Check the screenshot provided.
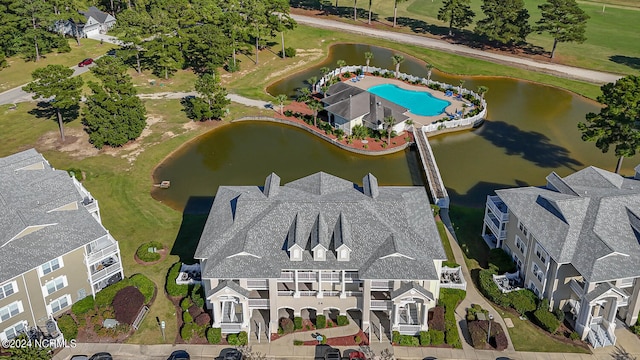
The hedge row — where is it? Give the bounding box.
[130,273,155,303]
[440,288,465,349]
[227,331,248,346]
[135,241,164,262]
[166,262,189,297]
[478,269,536,315]
[533,307,560,333]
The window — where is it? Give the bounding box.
[49,295,70,314]
[44,276,67,295]
[41,257,62,276]
[515,235,527,254]
[0,321,27,341]
[518,221,528,237]
[0,281,17,300]
[535,244,548,264]
[0,302,23,323]
[529,281,540,297]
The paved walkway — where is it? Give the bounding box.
[137,92,272,109]
[292,14,623,85]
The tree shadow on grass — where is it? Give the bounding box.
[609,55,640,70]
[28,101,80,124]
[170,196,214,263]
[476,120,583,170]
[391,17,450,36]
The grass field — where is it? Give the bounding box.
[0,39,116,93]
[306,0,640,76]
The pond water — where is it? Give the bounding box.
[153,44,638,210]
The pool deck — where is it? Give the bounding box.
[345,76,469,127]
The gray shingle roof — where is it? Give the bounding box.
[195,172,446,280]
[391,281,434,300]
[208,280,250,299]
[81,6,111,24]
[495,166,640,283]
[0,149,108,283]
[322,83,410,123]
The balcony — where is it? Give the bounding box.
[321,272,341,283]
[371,280,392,290]
[298,272,316,281]
[370,300,392,311]
[484,212,506,240]
[247,279,268,290]
[569,278,585,296]
[90,257,122,283]
[86,236,118,265]
[299,290,317,296]
[248,299,269,309]
[487,195,509,221]
[277,290,294,296]
[278,272,294,281]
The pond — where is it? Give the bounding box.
[153,44,638,210]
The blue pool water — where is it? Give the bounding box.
[368,84,450,116]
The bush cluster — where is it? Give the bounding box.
[533,306,560,333]
[429,329,445,345]
[631,315,640,336]
[419,331,430,346]
[181,323,196,341]
[71,295,95,316]
[165,262,189,297]
[190,284,205,308]
[280,317,294,334]
[336,315,349,326]
[316,314,326,329]
[112,286,145,325]
[130,273,155,303]
[281,47,296,58]
[398,334,419,346]
[439,288,465,348]
[96,278,132,308]
[428,306,445,331]
[57,314,78,341]
[206,327,222,344]
[195,312,211,326]
[135,241,163,262]
[293,316,303,330]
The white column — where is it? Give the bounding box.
[213,300,222,327]
[626,280,640,326]
[294,270,300,298]
[362,280,371,329]
[340,270,346,298]
[317,270,323,298]
[421,303,429,331]
[242,300,250,328]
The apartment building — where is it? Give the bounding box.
[482,166,640,348]
[194,172,447,337]
[0,149,124,342]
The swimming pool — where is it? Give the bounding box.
[368,84,450,117]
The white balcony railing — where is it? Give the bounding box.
[371,280,391,290]
[86,243,119,265]
[484,213,507,240]
[322,291,340,297]
[370,300,392,310]
[344,291,362,296]
[345,272,360,282]
[248,299,269,308]
[277,290,294,296]
[487,195,509,221]
[298,272,316,281]
[90,262,122,283]
[321,273,341,282]
[299,290,317,296]
[569,278,585,296]
[247,279,268,289]
[278,272,293,281]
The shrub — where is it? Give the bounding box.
[429,329,445,345]
[237,331,248,345]
[431,204,440,216]
[190,284,205,308]
[56,38,71,53]
[398,334,419,346]
[225,62,240,73]
[440,289,465,348]
[392,331,400,344]
[292,316,302,330]
[468,321,486,349]
[488,248,517,273]
[112,286,145,325]
[553,308,565,322]
[188,305,203,319]
[280,47,296,58]
[181,323,195,341]
[631,317,640,336]
[183,310,193,324]
[181,297,193,311]
[227,333,239,345]
[195,312,211,326]
[95,278,131,308]
[328,321,334,327]
[294,339,304,346]
[428,306,445,331]
[343,71,351,78]
[372,70,381,76]
[507,290,537,315]
[337,315,349,326]
[57,314,78,341]
[533,307,560,333]
[166,262,189,297]
[280,317,294,334]
[570,331,581,341]
[284,109,293,117]
[206,327,221,344]
[130,273,155,303]
[419,331,430,346]
[316,314,326,329]
[355,68,363,76]
[72,295,95,316]
[354,335,362,344]
[478,269,509,307]
[136,241,163,262]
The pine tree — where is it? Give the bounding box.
[475,0,531,46]
[186,72,230,121]
[437,0,475,37]
[536,0,589,59]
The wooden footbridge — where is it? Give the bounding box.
[414,127,450,208]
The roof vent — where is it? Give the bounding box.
[363,173,379,198]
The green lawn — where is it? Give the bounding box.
[436,220,456,263]
[305,0,640,76]
[0,39,116,93]
[448,205,490,271]
[502,312,590,353]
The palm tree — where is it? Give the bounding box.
[458,79,465,94]
[364,51,374,73]
[308,99,324,127]
[275,94,288,115]
[383,115,396,145]
[393,0,407,27]
[392,54,404,78]
[368,0,373,24]
[320,67,330,80]
[477,85,488,99]
[298,87,311,103]
[321,83,330,97]
[337,59,347,75]
[308,76,318,93]
[425,63,434,83]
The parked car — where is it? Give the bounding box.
[70,356,89,360]
[167,350,190,360]
[88,353,113,360]
[348,351,366,360]
[106,49,117,57]
[222,349,243,360]
[325,348,341,360]
[78,58,94,67]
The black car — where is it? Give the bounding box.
[89,353,113,360]
[325,348,341,360]
[107,49,117,57]
[168,350,190,360]
[222,349,243,360]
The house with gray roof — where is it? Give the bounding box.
[0,149,123,342]
[322,82,411,136]
[194,172,447,337]
[54,6,116,39]
[482,166,640,348]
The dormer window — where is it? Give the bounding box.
[337,246,351,262]
[314,247,326,261]
[291,247,302,261]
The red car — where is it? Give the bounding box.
[349,351,366,360]
[78,58,93,67]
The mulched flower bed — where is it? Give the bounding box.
[300,329,370,346]
[134,247,168,265]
